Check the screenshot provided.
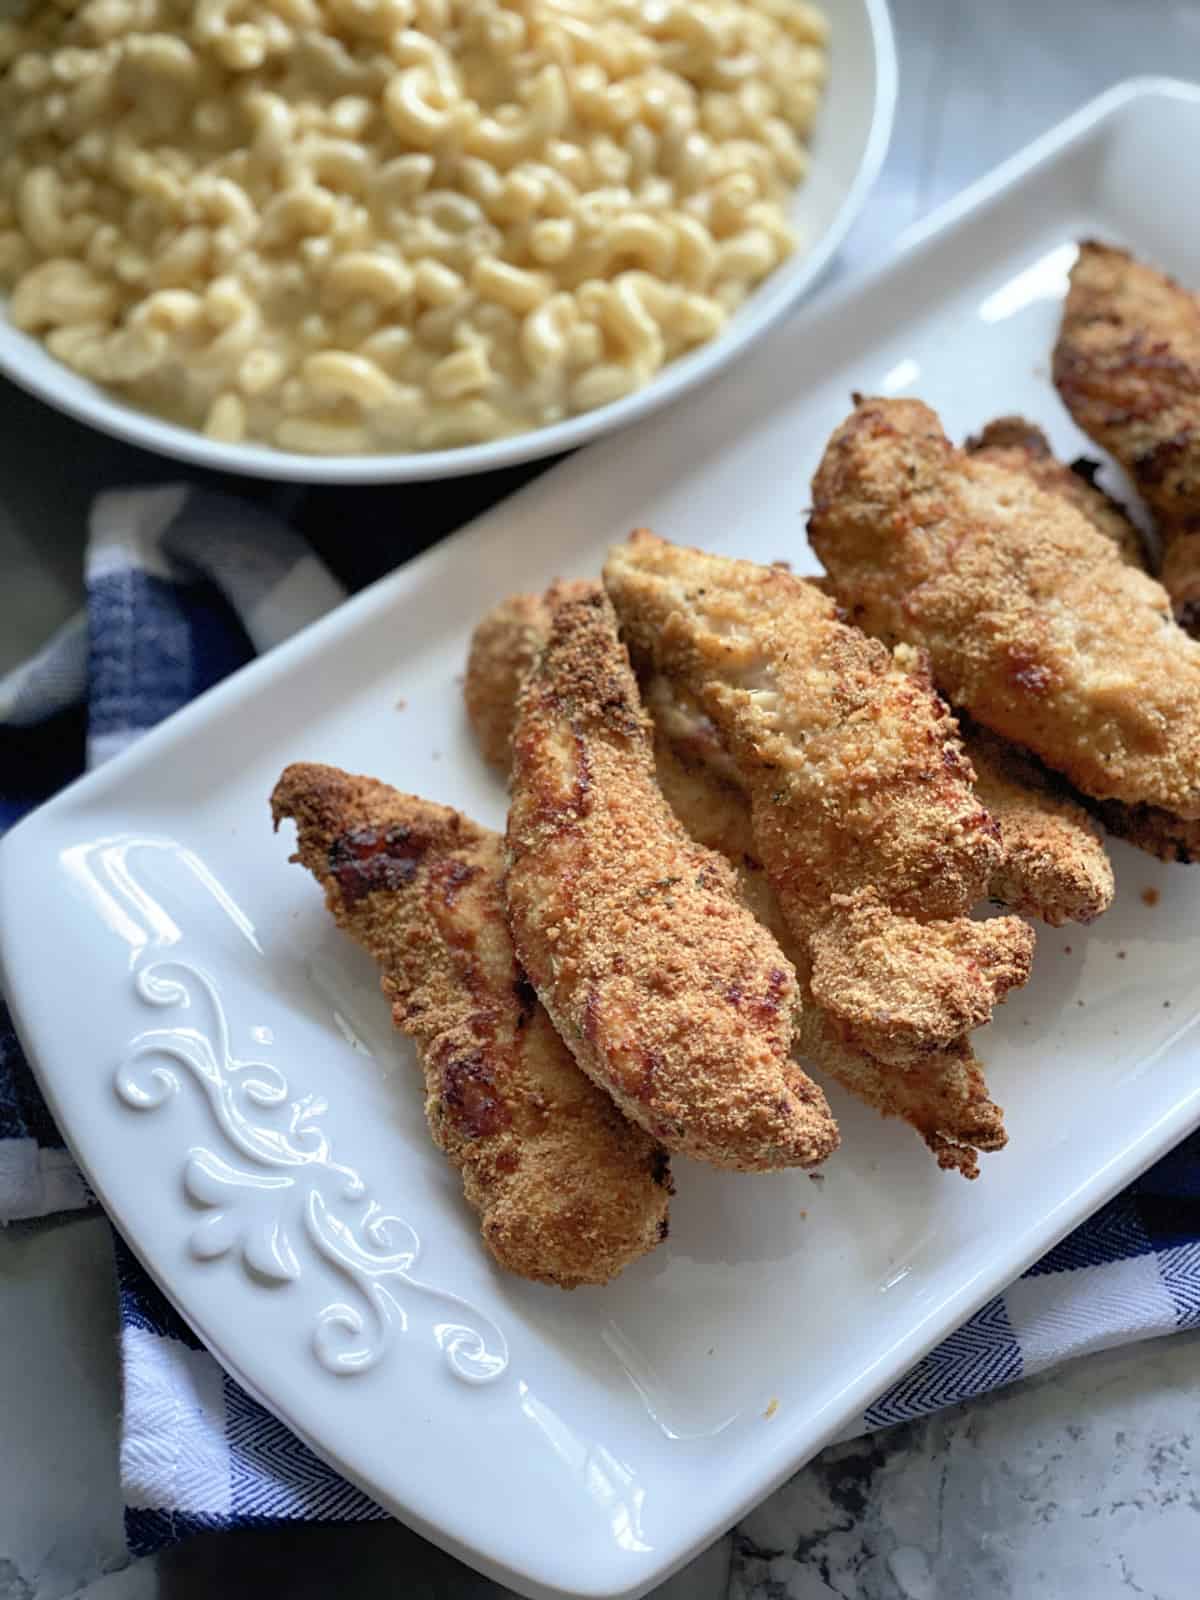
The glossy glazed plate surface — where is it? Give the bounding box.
[0,0,895,484]
[4,77,1200,1600]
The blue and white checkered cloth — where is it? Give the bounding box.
[1,488,1198,1564]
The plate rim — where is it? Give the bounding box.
[4,73,1200,1600]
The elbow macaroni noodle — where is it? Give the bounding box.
[0,0,827,455]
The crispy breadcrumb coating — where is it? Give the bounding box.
[629,693,1008,1176]
[1053,241,1200,628]
[604,531,1032,1068]
[961,723,1113,925]
[810,396,1200,819]
[796,1013,1005,1179]
[960,418,1194,866]
[506,580,838,1172]
[965,416,1147,569]
[805,890,1032,1065]
[468,593,1004,1176]
[270,763,671,1288]
[605,534,998,920]
[820,571,1113,922]
[465,592,549,771]
[466,586,1106,924]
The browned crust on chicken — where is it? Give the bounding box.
[965,416,1148,569]
[506,580,838,1172]
[605,534,999,922]
[1085,797,1200,863]
[468,593,1003,1176]
[796,1011,1005,1179]
[604,531,1032,1068]
[952,423,1190,866]
[805,891,1032,1065]
[270,763,671,1288]
[828,578,1114,921]
[643,716,1007,1176]
[1053,240,1200,628]
[962,724,1114,924]
[810,395,1200,819]
[465,593,549,771]
[656,619,1111,929]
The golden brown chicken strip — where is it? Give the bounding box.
[465,592,549,771]
[629,700,1008,1177]
[506,580,838,1172]
[959,420,1191,866]
[965,416,1147,569]
[815,570,1113,922]
[798,1015,1004,1179]
[466,590,1007,1173]
[804,891,1031,1063]
[604,531,1033,1068]
[464,590,747,799]
[959,723,1113,924]
[605,535,1000,922]
[652,650,1109,928]
[1053,241,1200,627]
[810,396,1200,820]
[271,763,671,1289]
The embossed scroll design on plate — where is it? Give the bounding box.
[72,836,508,1385]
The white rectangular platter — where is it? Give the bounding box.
[4,76,1200,1600]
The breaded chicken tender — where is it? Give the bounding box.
[624,691,1009,1176]
[506,580,838,1172]
[965,416,1147,569]
[816,568,1113,922]
[467,593,1004,1176]
[271,763,671,1288]
[797,1015,1005,1179]
[960,419,1192,867]
[651,647,1109,927]
[810,396,1200,819]
[961,723,1114,924]
[1053,241,1200,628]
[804,890,1032,1063]
[465,592,549,771]
[604,531,1033,1068]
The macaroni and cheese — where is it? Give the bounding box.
[0,0,828,454]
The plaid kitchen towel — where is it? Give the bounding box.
[0,486,1198,1560]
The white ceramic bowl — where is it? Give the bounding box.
[0,0,896,484]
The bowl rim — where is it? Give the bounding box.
[0,0,897,486]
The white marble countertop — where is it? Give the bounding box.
[3,4,1200,1597]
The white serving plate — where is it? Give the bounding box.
[0,0,895,485]
[4,75,1200,1600]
